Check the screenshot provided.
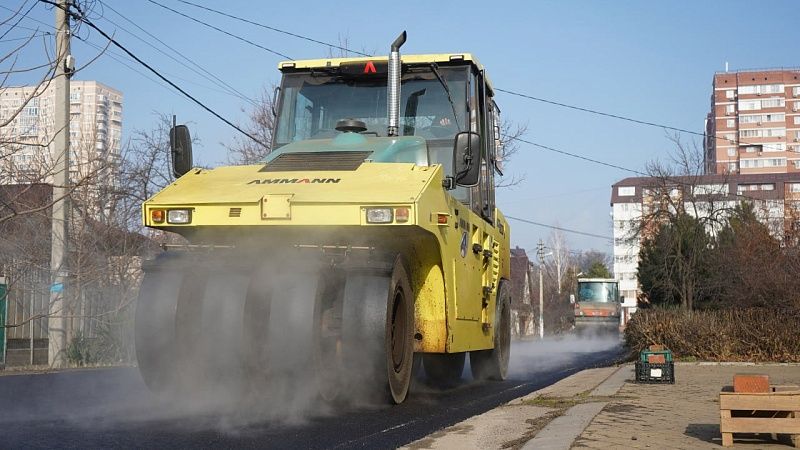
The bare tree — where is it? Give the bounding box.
[634,134,738,310]
[224,87,275,165]
[545,228,570,294]
[495,119,528,188]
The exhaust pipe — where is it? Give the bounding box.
[387,31,407,137]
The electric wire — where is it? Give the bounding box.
[97,0,257,107]
[496,87,790,153]
[0,1,36,41]
[505,215,612,242]
[145,0,291,60]
[76,35,201,100]
[506,135,769,204]
[40,0,269,149]
[173,0,371,57]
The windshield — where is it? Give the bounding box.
[578,282,619,303]
[274,66,468,145]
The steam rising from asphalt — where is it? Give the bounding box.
[508,334,622,379]
[0,243,622,432]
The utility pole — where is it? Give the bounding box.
[48,0,72,368]
[536,239,545,340]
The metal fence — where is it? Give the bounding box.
[1,261,138,366]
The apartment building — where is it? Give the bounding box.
[0,81,123,188]
[704,69,800,175]
[610,173,800,301]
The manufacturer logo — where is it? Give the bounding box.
[247,178,341,185]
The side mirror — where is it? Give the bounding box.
[569,294,575,305]
[452,131,481,187]
[170,124,193,178]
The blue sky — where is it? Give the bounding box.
[4,0,800,257]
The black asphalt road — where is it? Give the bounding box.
[0,340,623,449]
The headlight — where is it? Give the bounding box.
[366,207,393,224]
[167,209,192,224]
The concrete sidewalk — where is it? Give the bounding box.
[402,363,800,449]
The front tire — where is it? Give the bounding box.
[470,280,511,381]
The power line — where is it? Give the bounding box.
[145,0,291,60]
[0,0,37,41]
[174,0,371,57]
[496,87,789,153]
[0,31,51,43]
[40,0,269,149]
[97,0,257,107]
[511,136,643,176]
[76,35,193,99]
[505,215,612,242]
[506,135,772,203]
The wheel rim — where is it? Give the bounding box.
[390,288,407,372]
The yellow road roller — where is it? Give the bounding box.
[135,32,511,404]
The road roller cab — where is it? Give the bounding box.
[136,33,511,404]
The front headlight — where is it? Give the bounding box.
[167,209,192,224]
[366,207,393,224]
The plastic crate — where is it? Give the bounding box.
[639,349,673,363]
[635,361,675,384]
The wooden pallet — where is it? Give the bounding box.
[720,385,800,447]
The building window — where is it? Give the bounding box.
[793,87,800,97]
[727,148,736,156]
[728,162,738,172]
[726,104,735,114]
[740,158,786,169]
[737,183,775,192]
[726,119,735,128]
[795,116,800,125]
[789,183,800,192]
[739,100,760,111]
[761,98,785,108]
[795,160,800,169]
[725,90,735,99]
[696,184,727,195]
[618,186,635,196]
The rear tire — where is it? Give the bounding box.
[470,280,511,381]
[422,352,465,387]
[385,256,415,404]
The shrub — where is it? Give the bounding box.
[624,308,800,363]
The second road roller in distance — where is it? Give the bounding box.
[135,32,512,404]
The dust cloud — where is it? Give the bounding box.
[508,334,623,379]
[0,241,622,433]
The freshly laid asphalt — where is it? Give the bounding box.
[0,341,623,449]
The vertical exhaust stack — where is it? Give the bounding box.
[387,31,407,137]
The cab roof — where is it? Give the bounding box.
[278,53,494,92]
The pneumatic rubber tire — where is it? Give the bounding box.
[470,280,511,381]
[385,256,415,404]
[422,352,466,387]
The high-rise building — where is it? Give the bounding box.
[704,69,800,175]
[0,81,123,188]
